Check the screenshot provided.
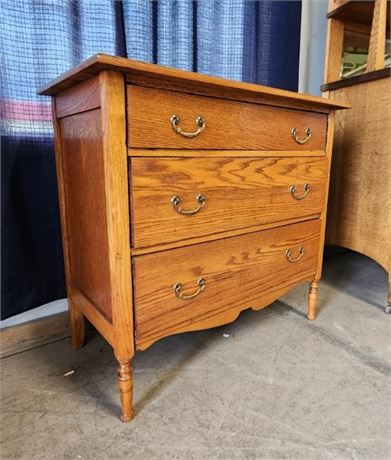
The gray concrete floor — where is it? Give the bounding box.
[1,251,390,460]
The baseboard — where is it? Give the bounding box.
[0,312,71,358]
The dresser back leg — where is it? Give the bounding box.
[118,361,134,422]
[69,300,85,350]
[307,279,319,321]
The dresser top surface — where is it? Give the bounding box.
[38,53,349,111]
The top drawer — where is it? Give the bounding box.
[127,86,327,151]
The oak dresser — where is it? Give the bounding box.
[39,54,348,421]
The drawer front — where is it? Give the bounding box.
[127,86,327,151]
[134,219,321,346]
[130,157,327,248]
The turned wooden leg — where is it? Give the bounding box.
[386,276,391,314]
[69,300,85,350]
[307,279,319,321]
[118,361,134,422]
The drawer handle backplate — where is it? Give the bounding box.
[286,246,305,263]
[171,193,205,215]
[290,183,311,200]
[170,114,205,138]
[291,127,312,145]
[174,278,206,300]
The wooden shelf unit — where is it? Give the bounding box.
[323,0,391,312]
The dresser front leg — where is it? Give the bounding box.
[118,361,134,422]
[69,300,85,350]
[307,279,319,321]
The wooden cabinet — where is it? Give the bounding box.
[322,0,391,311]
[39,54,347,421]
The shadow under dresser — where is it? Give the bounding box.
[38,54,348,421]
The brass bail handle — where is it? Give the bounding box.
[291,127,312,145]
[290,183,311,200]
[170,114,205,138]
[171,193,205,215]
[285,246,305,263]
[174,278,206,300]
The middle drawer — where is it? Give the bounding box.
[129,157,327,248]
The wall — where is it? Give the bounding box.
[299,0,328,95]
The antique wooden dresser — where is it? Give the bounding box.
[39,54,348,421]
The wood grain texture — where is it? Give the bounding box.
[307,280,319,321]
[128,149,326,158]
[98,71,134,364]
[130,214,321,257]
[118,362,133,422]
[71,288,114,346]
[125,75,334,115]
[326,76,391,272]
[316,112,336,280]
[51,99,86,349]
[134,219,321,347]
[323,18,345,84]
[55,75,100,118]
[59,109,113,322]
[136,278,316,351]
[321,67,391,91]
[127,86,328,151]
[130,157,327,248]
[38,54,349,111]
[328,0,390,29]
[367,0,387,71]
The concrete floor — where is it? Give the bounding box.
[1,251,390,460]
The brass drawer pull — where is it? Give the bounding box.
[171,193,205,215]
[170,114,205,138]
[290,183,311,200]
[291,127,312,144]
[174,278,206,300]
[285,246,305,263]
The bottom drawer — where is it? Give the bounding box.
[134,219,321,347]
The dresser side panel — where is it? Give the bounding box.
[326,77,391,272]
[59,109,113,322]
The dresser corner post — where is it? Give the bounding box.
[99,70,135,421]
[69,297,86,349]
[308,110,336,321]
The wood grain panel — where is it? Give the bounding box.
[326,76,391,271]
[52,99,85,349]
[130,157,327,248]
[136,280,312,351]
[366,0,387,71]
[134,219,321,346]
[127,86,328,151]
[59,109,113,322]
[38,54,349,112]
[130,214,320,256]
[56,75,100,118]
[128,149,326,158]
[323,18,344,84]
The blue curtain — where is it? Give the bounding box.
[0,0,301,319]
